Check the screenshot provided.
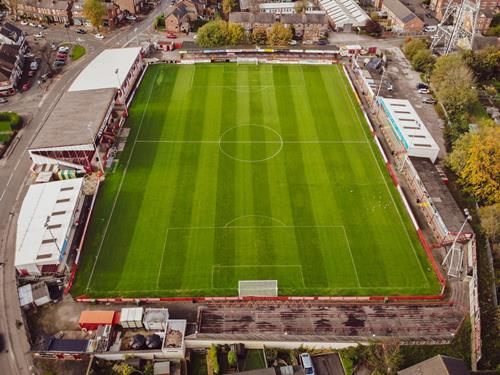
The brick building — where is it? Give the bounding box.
[380,0,425,32]
[0,44,25,95]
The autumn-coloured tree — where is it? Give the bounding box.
[478,203,500,242]
[83,0,106,31]
[266,22,292,46]
[448,126,500,204]
[251,26,267,45]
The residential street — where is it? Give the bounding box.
[0,2,169,374]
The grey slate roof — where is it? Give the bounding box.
[398,355,470,375]
[383,0,417,23]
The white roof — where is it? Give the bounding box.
[379,98,440,162]
[18,284,33,307]
[15,178,84,269]
[144,308,169,323]
[68,47,142,92]
[319,0,369,27]
[121,307,144,322]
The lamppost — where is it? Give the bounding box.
[87,123,105,175]
[398,119,420,172]
[442,208,472,277]
[45,216,69,272]
[372,66,386,114]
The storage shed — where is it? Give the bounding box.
[79,310,117,331]
[120,307,144,329]
[143,308,169,331]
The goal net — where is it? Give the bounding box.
[237,57,259,65]
[238,280,278,297]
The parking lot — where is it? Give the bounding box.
[365,47,446,158]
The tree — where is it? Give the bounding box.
[266,22,292,46]
[403,38,427,60]
[112,362,135,375]
[5,0,19,18]
[228,350,237,367]
[222,0,236,15]
[462,46,500,83]
[411,48,435,73]
[448,126,500,204]
[83,0,106,31]
[370,11,380,21]
[294,0,307,13]
[479,203,500,242]
[251,26,267,45]
[197,19,230,47]
[365,19,383,36]
[365,342,403,374]
[227,22,245,45]
[208,345,220,374]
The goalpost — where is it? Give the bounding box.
[238,280,278,297]
[236,57,259,65]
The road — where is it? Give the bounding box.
[0,2,169,374]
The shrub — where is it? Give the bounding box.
[228,350,237,366]
[209,345,220,374]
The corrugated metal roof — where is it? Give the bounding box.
[318,0,369,27]
[79,310,115,325]
[15,178,84,270]
[69,47,142,92]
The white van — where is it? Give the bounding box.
[423,25,437,32]
[299,353,315,375]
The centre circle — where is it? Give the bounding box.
[218,125,283,163]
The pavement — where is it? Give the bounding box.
[0,2,170,374]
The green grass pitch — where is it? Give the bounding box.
[72,63,441,297]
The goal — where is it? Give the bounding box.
[238,280,278,297]
[236,57,259,65]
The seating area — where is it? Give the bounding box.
[196,301,464,343]
[319,0,369,28]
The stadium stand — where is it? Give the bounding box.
[194,302,464,343]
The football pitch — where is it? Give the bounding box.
[72,63,441,297]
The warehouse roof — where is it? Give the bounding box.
[15,178,84,269]
[30,88,116,150]
[379,97,440,162]
[318,0,369,27]
[69,47,142,92]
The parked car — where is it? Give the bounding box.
[423,25,437,32]
[28,22,36,27]
[94,33,104,39]
[126,15,137,21]
[76,28,86,34]
[20,20,28,26]
[165,32,177,39]
[58,46,70,53]
[30,61,38,70]
[299,353,315,375]
[50,43,58,50]
[416,82,428,90]
[23,52,34,58]
[418,88,430,94]
[37,24,47,29]
[384,81,393,91]
[53,60,65,67]
[33,32,44,38]
[22,83,30,91]
[28,69,36,77]
[0,98,8,104]
[56,54,68,60]
[422,97,437,104]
